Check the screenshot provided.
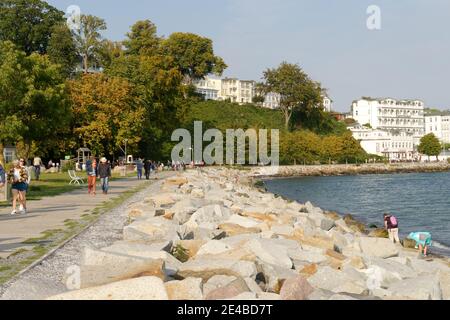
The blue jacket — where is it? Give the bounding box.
[0,165,5,184]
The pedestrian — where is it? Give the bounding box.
[86,158,97,195]
[407,232,432,258]
[97,157,111,195]
[144,160,151,180]
[0,160,5,188]
[8,160,28,215]
[48,159,53,169]
[33,156,43,180]
[383,213,400,244]
[136,159,144,180]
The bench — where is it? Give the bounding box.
[68,170,85,185]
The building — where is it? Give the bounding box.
[351,97,425,137]
[194,77,223,101]
[323,96,333,112]
[2,145,17,163]
[350,125,418,161]
[425,113,450,144]
[262,92,281,109]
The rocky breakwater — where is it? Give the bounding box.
[47,169,450,300]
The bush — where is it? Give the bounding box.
[61,160,75,172]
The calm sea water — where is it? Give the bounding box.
[264,172,450,256]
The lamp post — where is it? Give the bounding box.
[124,139,128,164]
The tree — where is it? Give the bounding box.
[97,40,124,70]
[68,73,145,158]
[261,62,322,130]
[0,0,64,55]
[47,23,79,77]
[161,32,227,84]
[418,133,441,161]
[0,41,69,160]
[73,14,107,73]
[123,20,160,56]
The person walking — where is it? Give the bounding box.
[136,159,144,180]
[144,160,151,180]
[86,158,97,196]
[384,213,400,244]
[97,157,111,195]
[8,160,29,215]
[0,160,5,188]
[33,156,43,180]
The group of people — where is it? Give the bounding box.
[135,159,160,180]
[85,157,112,196]
[383,213,433,258]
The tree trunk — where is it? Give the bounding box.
[83,53,89,73]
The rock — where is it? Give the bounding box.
[335,219,353,234]
[259,264,298,293]
[320,219,335,231]
[271,225,294,237]
[349,256,367,270]
[175,240,206,258]
[328,230,348,253]
[402,238,417,249]
[197,240,233,256]
[279,276,314,300]
[191,188,205,198]
[298,235,335,251]
[368,228,389,238]
[48,277,168,300]
[203,275,237,296]
[328,294,358,300]
[145,193,176,207]
[244,277,263,293]
[438,271,450,300]
[287,250,327,264]
[245,239,294,269]
[101,242,180,276]
[123,217,179,244]
[388,275,442,300]
[241,210,276,223]
[164,177,188,187]
[165,277,203,300]
[308,266,367,294]
[307,288,335,300]
[363,257,418,287]
[103,240,172,254]
[79,247,165,288]
[324,211,341,221]
[299,264,318,278]
[177,258,257,281]
[226,215,261,228]
[359,237,399,259]
[185,205,231,230]
[218,223,261,236]
[257,292,282,300]
[224,292,257,300]
[206,277,251,300]
[343,214,366,233]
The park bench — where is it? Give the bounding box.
[68,170,85,185]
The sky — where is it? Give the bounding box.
[48,0,450,112]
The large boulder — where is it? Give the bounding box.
[359,237,399,259]
[244,239,294,269]
[123,217,179,244]
[165,277,203,300]
[218,223,261,237]
[205,277,251,300]
[259,263,298,293]
[388,275,442,300]
[79,247,165,288]
[177,258,257,281]
[225,215,261,228]
[203,275,237,296]
[307,266,367,295]
[320,219,336,232]
[197,240,233,256]
[48,277,168,300]
[363,257,418,288]
[185,205,231,230]
[144,193,176,208]
[279,276,314,300]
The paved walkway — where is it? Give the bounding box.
[0,176,157,259]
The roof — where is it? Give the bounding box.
[77,148,91,152]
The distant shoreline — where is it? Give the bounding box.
[249,162,450,179]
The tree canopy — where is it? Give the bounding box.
[418,133,441,160]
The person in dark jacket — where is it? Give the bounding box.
[97,157,111,195]
[144,160,152,180]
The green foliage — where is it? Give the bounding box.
[171,244,190,263]
[47,23,79,77]
[418,133,441,159]
[73,14,107,73]
[161,32,227,83]
[123,20,160,56]
[261,62,323,130]
[0,0,64,55]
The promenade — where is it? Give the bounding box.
[0,176,153,259]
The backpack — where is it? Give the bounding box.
[389,216,398,227]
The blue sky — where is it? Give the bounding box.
[48,0,450,112]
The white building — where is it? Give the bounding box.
[351,98,425,137]
[425,114,450,144]
[323,96,332,112]
[350,126,418,161]
[263,92,281,109]
[194,77,223,101]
